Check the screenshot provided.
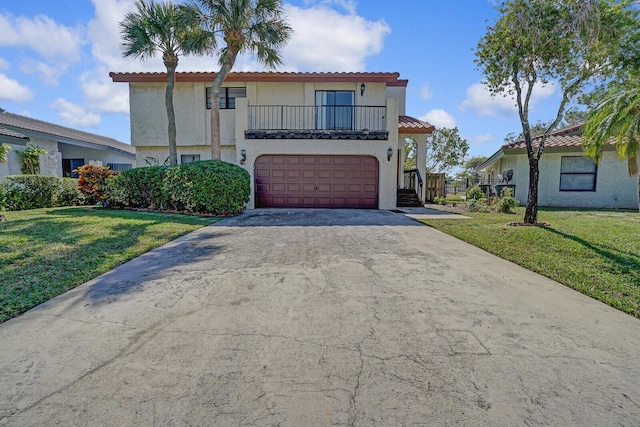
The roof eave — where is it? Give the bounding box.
[110,71,403,84]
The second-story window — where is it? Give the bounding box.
[206,87,246,109]
[315,90,355,130]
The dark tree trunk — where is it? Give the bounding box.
[211,48,239,161]
[164,56,178,166]
[524,156,539,223]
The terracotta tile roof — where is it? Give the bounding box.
[398,115,434,134]
[0,111,135,156]
[0,126,29,140]
[502,124,586,150]
[110,71,405,85]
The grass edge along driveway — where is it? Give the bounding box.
[419,208,640,318]
[0,207,220,323]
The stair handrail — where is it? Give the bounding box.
[403,168,424,203]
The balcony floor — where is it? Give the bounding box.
[245,129,389,140]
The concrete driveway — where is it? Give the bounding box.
[1,209,639,426]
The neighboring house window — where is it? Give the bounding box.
[560,156,597,191]
[181,154,200,164]
[106,163,132,172]
[315,90,355,130]
[63,158,85,178]
[206,87,246,109]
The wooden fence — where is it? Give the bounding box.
[425,173,446,201]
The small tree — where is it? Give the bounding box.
[183,0,293,160]
[15,145,47,175]
[456,155,488,181]
[425,127,469,174]
[0,143,10,164]
[476,0,638,224]
[404,138,417,170]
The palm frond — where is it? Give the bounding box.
[583,86,640,176]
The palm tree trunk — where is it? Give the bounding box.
[524,156,539,224]
[165,60,178,166]
[211,48,239,160]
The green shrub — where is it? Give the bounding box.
[466,184,485,201]
[164,160,250,215]
[466,196,490,212]
[0,182,5,210]
[2,175,61,210]
[433,196,447,205]
[107,166,172,209]
[58,178,85,206]
[497,187,518,213]
[15,145,47,175]
[75,165,117,205]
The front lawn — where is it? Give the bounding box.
[0,207,220,323]
[419,208,640,317]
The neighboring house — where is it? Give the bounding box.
[477,125,637,209]
[0,111,136,179]
[110,71,433,209]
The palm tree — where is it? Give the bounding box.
[120,0,213,165]
[182,0,292,160]
[582,86,640,211]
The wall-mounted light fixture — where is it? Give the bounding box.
[240,149,247,162]
[387,147,393,162]
[360,83,366,96]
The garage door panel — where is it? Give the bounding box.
[255,155,378,208]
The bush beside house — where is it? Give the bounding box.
[107,160,250,215]
[0,175,84,211]
[1,161,251,215]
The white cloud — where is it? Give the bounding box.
[0,58,9,70]
[471,133,494,145]
[420,109,457,129]
[459,81,557,117]
[19,60,68,86]
[0,13,83,62]
[51,98,101,127]
[81,68,129,114]
[0,73,34,102]
[281,3,391,71]
[419,83,433,100]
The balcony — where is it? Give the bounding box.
[245,105,388,140]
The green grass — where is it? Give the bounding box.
[0,207,220,323]
[419,207,640,317]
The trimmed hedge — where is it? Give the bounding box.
[0,175,84,211]
[106,160,250,215]
[107,166,171,209]
[164,161,250,215]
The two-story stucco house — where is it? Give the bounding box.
[110,71,433,209]
[477,125,638,209]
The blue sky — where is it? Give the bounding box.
[0,0,565,159]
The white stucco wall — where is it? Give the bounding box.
[0,143,26,178]
[484,149,637,209]
[135,145,236,167]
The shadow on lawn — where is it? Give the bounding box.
[540,226,640,279]
[0,208,223,321]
